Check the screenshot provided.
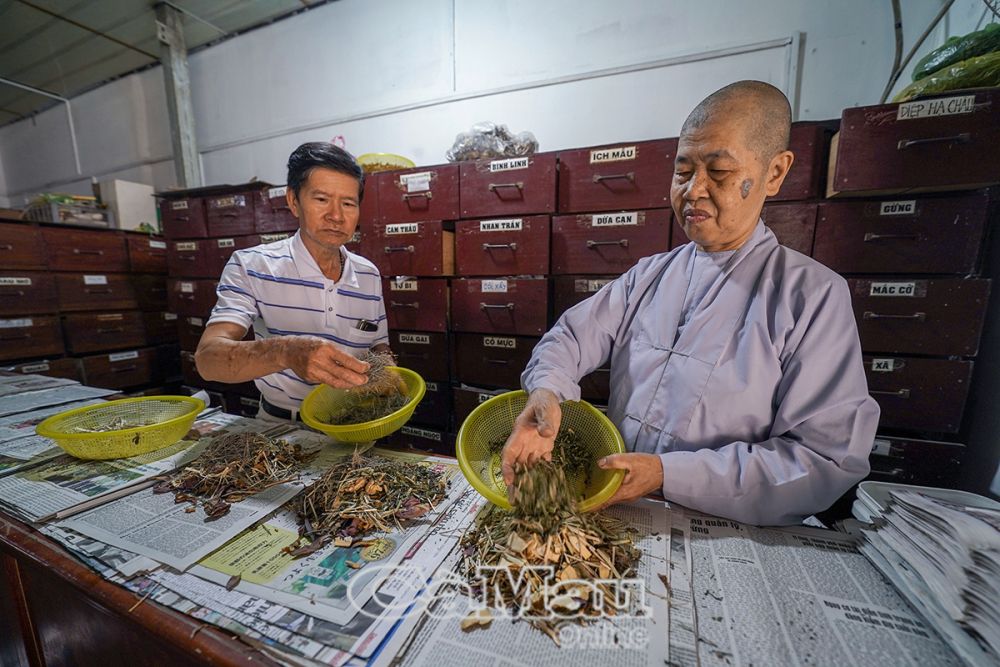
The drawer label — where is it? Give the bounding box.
[175,241,198,251]
[575,278,612,293]
[268,186,287,199]
[590,145,636,163]
[869,281,916,297]
[401,425,441,441]
[399,171,431,193]
[187,317,204,327]
[210,195,246,208]
[390,279,418,291]
[170,200,189,210]
[484,336,516,349]
[83,275,108,285]
[149,240,167,249]
[591,212,637,226]
[349,230,361,243]
[163,313,178,321]
[0,318,32,328]
[896,94,976,121]
[20,362,49,372]
[425,382,438,391]
[481,279,508,293]
[480,218,523,232]
[399,333,430,345]
[109,351,138,362]
[872,438,892,457]
[260,233,290,243]
[489,157,529,172]
[180,282,194,293]
[217,238,235,248]
[870,358,897,372]
[478,392,492,403]
[879,200,916,216]
[96,314,123,321]
[386,222,419,235]
[0,277,31,286]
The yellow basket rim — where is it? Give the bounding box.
[455,389,626,512]
[356,153,416,168]
[35,395,206,441]
[300,367,426,435]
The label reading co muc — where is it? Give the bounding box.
[484,336,516,349]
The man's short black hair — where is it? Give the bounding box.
[286,142,365,201]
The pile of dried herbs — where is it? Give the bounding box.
[286,451,447,557]
[459,460,642,643]
[153,432,314,520]
[490,426,592,487]
[319,351,409,425]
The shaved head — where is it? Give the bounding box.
[681,81,791,163]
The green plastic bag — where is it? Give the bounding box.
[895,51,1000,102]
[913,23,1000,82]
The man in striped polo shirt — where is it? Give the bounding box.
[195,143,388,421]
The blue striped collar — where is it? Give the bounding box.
[290,231,359,288]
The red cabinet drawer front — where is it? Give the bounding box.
[772,122,835,201]
[833,91,1000,195]
[365,222,454,276]
[383,425,456,457]
[167,279,218,318]
[760,203,817,255]
[557,139,675,213]
[382,277,448,332]
[410,380,451,428]
[6,357,83,382]
[452,385,503,427]
[388,331,449,380]
[178,315,207,352]
[160,197,207,239]
[0,223,46,269]
[43,228,128,272]
[64,311,146,354]
[455,215,550,276]
[253,186,299,234]
[451,278,548,336]
[56,273,138,312]
[82,348,155,390]
[359,174,380,228]
[168,235,259,279]
[205,193,256,237]
[814,193,988,275]
[864,356,973,434]
[378,164,459,223]
[453,333,538,388]
[552,275,616,318]
[580,366,611,403]
[0,272,59,315]
[868,436,964,487]
[848,278,990,356]
[0,316,64,362]
[460,154,557,217]
[126,235,168,273]
[130,274,169,312]
[142,311,179,346]
[552,208,670,274]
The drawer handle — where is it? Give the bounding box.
[0,244,12,250]
[0,290,25,297]
[384,245,416,253]
[587,239,629,249]
[179,255,197,261]
[85,288,113,295]
[870,388,911,398]
[863,233,920,242]
[482,242,518,251]
[221,212,239,218]
[897,133,971,150]
[179,294,195,300]
[488,182,524,192]
[593,172,635,184]
[390,301,419,309]
[863,311,926,321]
[73,249,105,256]
[175,215,190,221]
[111,365,138,372]
[480,302,515,311]
[485,358,509,365]
[0,334,30,341]
[402,192,433,201]
[97,327,125,334]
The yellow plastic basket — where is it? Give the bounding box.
[300,367,425,443]
[35,395,205,460]
[456,390,625,512]
[356,153,415,173]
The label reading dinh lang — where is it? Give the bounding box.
[483,336,516,349]
[385,222,419,235]
[109,351,138,362]
[591,212,637,226]
[0,277,31,286]
[869,281,917,297]
[399,171,431,193]
[401,425,441,441]
[480,218,523,232]
[879,200,916,216]
[390,279,418,292]
[481,279,508,293]
[489,157,529,172]
[870,358,897,372]
[896,94,975,121]
[590,145,636,164]
[398,333,430,345]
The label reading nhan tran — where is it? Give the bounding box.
[480,219,522,232]
[399,333,430,345]
[483,336,516,349]
[591,212,637,227]
[879,200,916,216]
[871,358,896,372]
[590,145,636,163]
[897,94,975,120]
[489,157,529,172]
[385,222,419,235]
[870,281,916,297]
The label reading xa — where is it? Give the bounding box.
[484,336,516,349]
[879,200,916,216]
[869,282,916,297]
[590,145,636,163]
[592,212,637,226]
[481,279,508,293]
[480,218,523,232]
[489,157,529,172]
[870,358,896,372]
[385,223,419,235]
[399,333,429,345]
[477,393,492,403]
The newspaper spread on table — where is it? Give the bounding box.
[0,384,116,417]
[0,373,78,397]
[0,398,106,444]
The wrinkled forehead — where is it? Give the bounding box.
[676,118,756,163]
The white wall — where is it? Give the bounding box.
[0,0,991,207]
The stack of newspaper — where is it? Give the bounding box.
[854,481,1000,667]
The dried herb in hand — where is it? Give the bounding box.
[318,351,409,425]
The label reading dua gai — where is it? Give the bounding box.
[488,157,529,172]
[480,219,522,232]
[385,223,419,235]
[879,200,916,216]
[399,333,430,345]
[590,145,636,164]
[592,212,637,227]
[870,282,917,297]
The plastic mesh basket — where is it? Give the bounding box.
[300,367,425,443]
[35,396,205,460]
[456,390,625,512]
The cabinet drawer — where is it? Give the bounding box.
[82,348,155,390]
[410,380,451,428]
[4,357,82,382]
[253,186,299,234]
[178,315,207,352]
[364,221,454,276]
[359,174,380,229]
[0,223,46,269]
[223,392,264,418]
[167,235,259,279]
[453,333,539,389]
[552,209,670,274]
[868,435,964,487]
[760,203,817,255]
[378,164,459,223]
[0,272,59,315]
[772,122,836,201]
[864,356,972,434]
[552,275,616,319]
[382,277,448,332]
[206,192,256,237]
[126,235,168,273]
[0,316,64,362]
[387,330,449,381]
[579,366,611,403]
[43,228,128,272]
[130,274,169,312]
[64,311,146,355]
[557,139,675,213]
[142,311,179,346]
[167,279,218,318]
[455,215,550,276]
[383,424,455,457]
[57,273,138,311]
[460,154,557,217]
[848,278,990,356]
[831,90,1000,196]
[451,278,548,336]
[159,197,207,239]
[181,350,221,391]
[813,193,988,274]
[452,385,503,428]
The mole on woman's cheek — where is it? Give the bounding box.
[740,178,753,199]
